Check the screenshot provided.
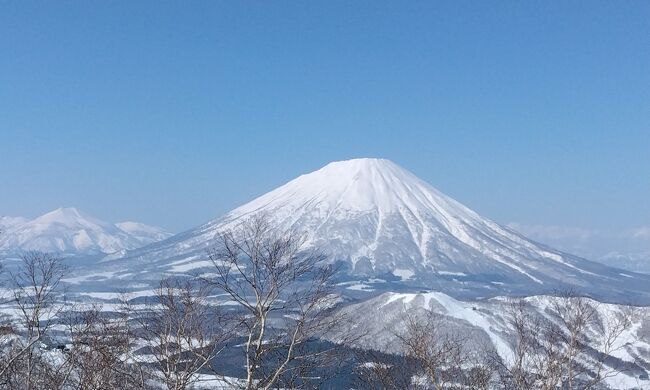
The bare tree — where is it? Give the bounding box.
[0,252,66,389]
[0,254,150,390]
[548,291,633,390]
[583,305,633,389]
[496,291,634,390]
[355,311,493,390]
[135,278,226,390]
[493,298,563,390]
[56,303,149,390]
[400,312,492,389]
[354,349,415,389]
[205,215,342,390]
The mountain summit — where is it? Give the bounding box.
[226,158,481,227]
[109,158,650,302]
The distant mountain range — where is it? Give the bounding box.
[0,207,172,256]
[508,222,650,273]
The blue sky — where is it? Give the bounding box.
[1,1,648,233]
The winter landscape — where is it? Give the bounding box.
[2,158,650,389]
[2,2,649,389]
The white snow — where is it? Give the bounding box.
[393,268,415,280]
[78,290,157,300]
[437,271,467,276]
[0,216,28,229]
[346,283,375,291]
[63,271,119,284]
[170,260,214,272]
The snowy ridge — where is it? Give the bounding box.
[0,208,171,255]
[103,158,650,303]
[115,221,173,245]
[0,216,29,230]
[333,290,650,389]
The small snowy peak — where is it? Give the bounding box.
[32,207,113,229]
[229,158,480,223]
[0,208,171,256]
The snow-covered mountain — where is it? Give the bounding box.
[99,158,650,303]
[0,208,171,256]
[598,251,650,274]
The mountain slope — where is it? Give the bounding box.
[0,208,171,255]
[116,221,173,245]
[330,291,650,389]
[0,216,29,230]
[104,158,650,302]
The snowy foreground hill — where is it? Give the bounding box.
[91,158,650,303]
[0,207,172,256]
[329,291,650,389]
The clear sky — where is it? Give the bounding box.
[1,1,648,233]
